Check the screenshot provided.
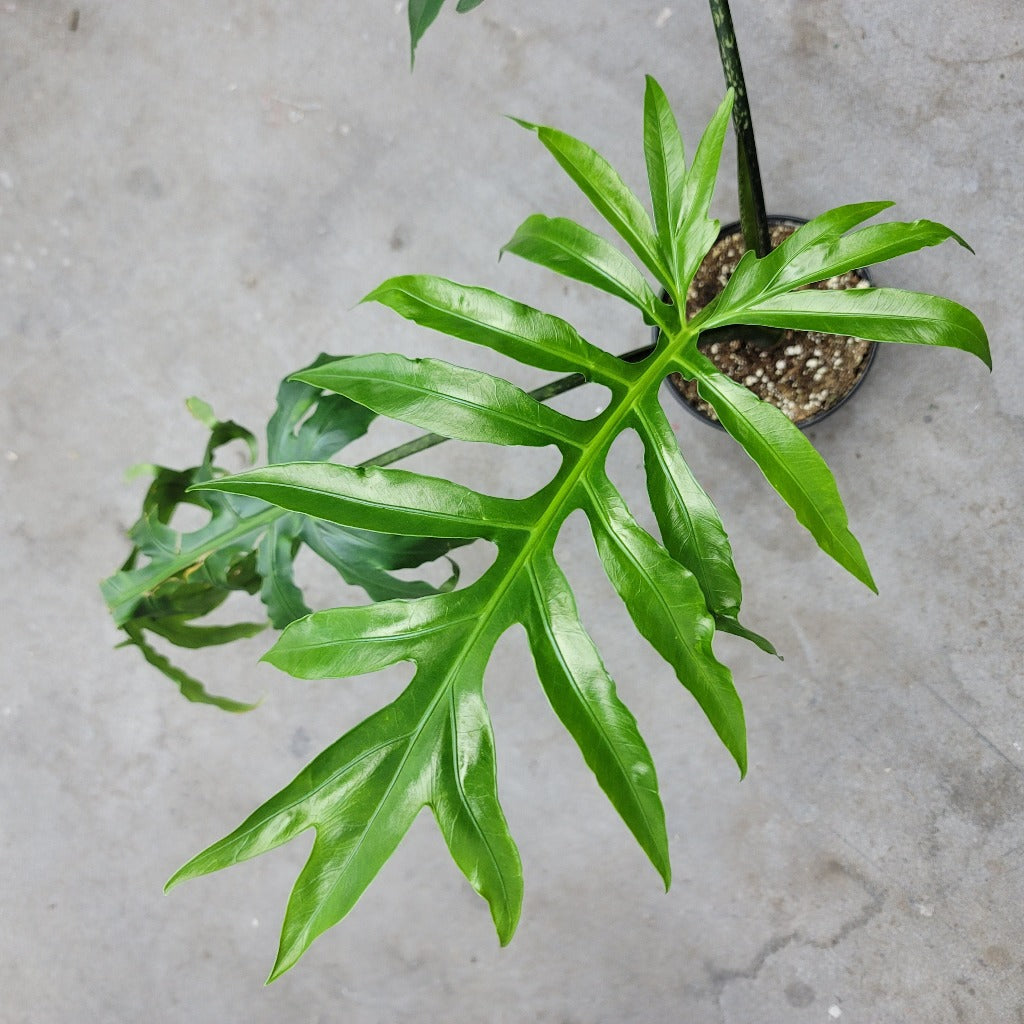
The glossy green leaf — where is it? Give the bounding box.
[643,75,687,262]
[363,276,627,384]
[634,397,777,657]
[583,470,747,775]
[684,352,876,592]
[172,584,522,980]
[674,91,734,291]
[522,545,670,886]
[165,80,988,974]
[197,462,526,540]
[501,214,671,329]
[698,204,973,316]
[707,287,992,368]
[294,353,578,448]
[514,118,671,289]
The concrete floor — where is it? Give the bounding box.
[3,1,1023,1021]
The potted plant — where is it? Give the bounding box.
[102,5,990,981]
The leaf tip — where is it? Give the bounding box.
[163,862,192,895]
[496,917,519,948]
[656,857,672,893]
[265,957,292,985]
[952,230,976,255]
[507,115,538,133]
[859,561,879,595]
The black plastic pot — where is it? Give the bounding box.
[659,215,878,431]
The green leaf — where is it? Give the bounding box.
[523,546,670,885]
[634,397,777,656]
[166,85,988,975]
[266,356,376,464]
[120,625,258,712]
[364,276,628,384]
[643,76,686,263]
[708,287,992,369]
[186,396,259,468]
[407,0,485,64]
[408,0,445,63]
[257,516,312,629]
[582,471,747,776]
[294,353,579,448]
[684,352,877,592]
[514,118,671,290]
[265,589,477,678]
[300,517,462,603]
[196,462,527,540]
[102,499,277,628]
[699,204,971,315]
[172,585,522,979]
[500,214,671,329]
[674,90,733,291]
[139,616,267,650]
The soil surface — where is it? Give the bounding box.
[668,223,875,426]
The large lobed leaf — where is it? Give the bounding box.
[175,78,989,975]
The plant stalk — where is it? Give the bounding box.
[708,0,771,259]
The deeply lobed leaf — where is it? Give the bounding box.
[173,78,988,976]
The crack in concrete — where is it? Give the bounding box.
[707,857,887,1022]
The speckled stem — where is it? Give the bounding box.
[708,0,772,258]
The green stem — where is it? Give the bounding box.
[708,0,771,258]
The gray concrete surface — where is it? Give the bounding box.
[3,1,1023,1021]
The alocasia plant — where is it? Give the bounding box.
[156,80,989,979]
